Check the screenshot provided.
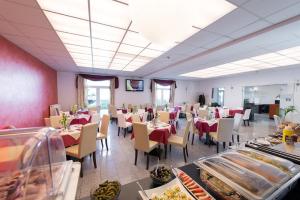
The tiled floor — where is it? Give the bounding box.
[75,114,276,199]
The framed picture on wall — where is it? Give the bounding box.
[125,79,144,92]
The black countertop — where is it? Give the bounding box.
[81,163,300,200]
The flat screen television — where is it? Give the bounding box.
[126,79,144,91]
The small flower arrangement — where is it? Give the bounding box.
[71,104,78,115]
[284,106,296,119]
[60,113,68,130]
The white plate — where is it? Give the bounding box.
[138,178,194,200]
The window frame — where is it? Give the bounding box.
[85,80,111,109]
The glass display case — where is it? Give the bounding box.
[0,127,74,200]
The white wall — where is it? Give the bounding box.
[57,72,201,110]
[197,66,300,110]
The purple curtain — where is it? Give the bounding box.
[76,74,119,88]
[150,79,177,91]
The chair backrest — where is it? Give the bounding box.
[100,114,110,136]
[158,111,169,123]
[138,109,145,114]
[233,113,243,132]
[183,119,192,146]
[223,108,230,117]
[117,113,126,128]
[50,116,62,128]
[142,112,148,122]
[128,104,133,109]
[44,118,51,126]
[202,105,208,110]
[273,115,281,130]
[186,112,193,121]
[110,105,117,118]
[216,118,234,142]
[186,104,192,113]
[133,122,150,152]
[176,110,180,120]
[243,109,251,120]
[132,114,141,123]
[199,109,208,119]
[91,113,101,124]
[78,123,98,158]
[193,103,200,111]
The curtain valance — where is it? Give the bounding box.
[76,74,119,89]
[150,79,177,91]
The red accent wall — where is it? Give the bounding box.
[0,36,57,128]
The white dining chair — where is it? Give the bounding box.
[117,113,132,137]
[168,119,192,162]
[97,114,110,151]
[132,114,141,123]
[109,105,118,124]
[133,122,159,169]
[243,109,251,126]
[209,118,234,153]
[50,115,62,129]
[198,109,208,120]
[273,115,282,131]
[142,112,148,122]
[158,111,170,124]
[138,109,145,114]
[232,113,243,143]
[91,113,101,124]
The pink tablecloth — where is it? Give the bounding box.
[229,109,243,116]
[195,120,218,138]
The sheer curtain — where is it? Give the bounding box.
[76,75,86,109]
[110,78,115,105]
[151,80,156,107]
[170,82,176,107]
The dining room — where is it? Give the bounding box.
[1,0,300,200]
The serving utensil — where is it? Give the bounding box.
[136,181,150,200]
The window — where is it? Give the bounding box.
[85,80,110,110]
[155,84,171,106]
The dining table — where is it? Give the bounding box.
[59,125,82,147]
[194,118,218,145]
[131,121,176,158]
[69,114,92,125]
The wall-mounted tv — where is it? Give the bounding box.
[126,79,144,92]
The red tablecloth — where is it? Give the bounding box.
[229,109,243,116]
[169,111,177,120]
[61,135,79,147]
[131,124,176,144]
[215,108,220,118]
[195,120,218,138]
[70,116,91,125]
[77,111,89,115]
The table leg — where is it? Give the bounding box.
[164,144,167,159]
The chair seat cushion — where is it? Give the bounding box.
[97,132,107,139]
[168,135,184,146]
[66,145,79,158]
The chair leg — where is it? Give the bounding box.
[79,158,84,177]
[192,134,195,145]
[169,144,172,152]
[118,127,120,136]
[105,138,108,151]
[216,142,219,153]
[243,120,246,126]
[124,128,127,138]
[134,149,138,165]
[92,152,97,168]
[146,153,150,170]
[100,139,103,148]
[223,142,226,149]
[237,135,240,143]
[158,144,161,160]
[183,147,187,163]
[229,142,232,146]
[164,144,167,159]
[248,120,250,126]
[232,135,234,143]
[185,144,189,157]
[188,132,190,141]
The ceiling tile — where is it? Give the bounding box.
[122,31,150,47]
[93,49,115,58]
[242,0,300,18]
[0,19,22,35]
[265,2,300,23]
[226,0,250,6]
[13,23,59,41]
[57,31,90,47]
[182,30,221,47]
[205,8,258,35]
[202,36,232,49]
[229,20,272,39]
[7,0,39,7]
[118,44,143,55]
[0,1,51,28]
[92,38,119,51]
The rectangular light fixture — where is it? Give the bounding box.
[93,49,115,58]
[90,0,131,29]
[122,31,151,47]
[92,38,119,51]
[92,22,125,42]
[57,32,91,47]
[64,44,91,54]
[37,0,88,20]
[44,11,90,36]
[181,46,300,78]
[118,44,143,55]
